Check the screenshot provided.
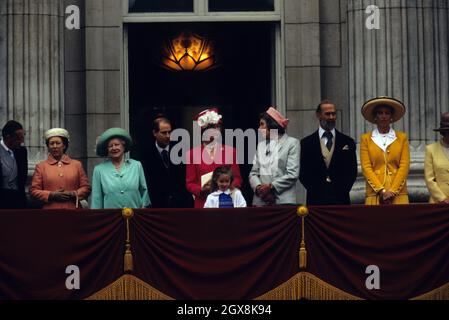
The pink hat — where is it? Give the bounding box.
[266,106,289,129]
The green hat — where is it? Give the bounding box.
[96,128,133,157]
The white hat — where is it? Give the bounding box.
[44,128,70,141]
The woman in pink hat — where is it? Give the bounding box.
[186,108,243,208]
[249,107,300,206]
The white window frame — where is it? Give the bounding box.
[120,0,285,129]
[124,0,280,20]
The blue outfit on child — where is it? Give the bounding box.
[218,192,234,208]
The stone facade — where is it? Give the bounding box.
[1,0,448,204]
[0,0,65,165]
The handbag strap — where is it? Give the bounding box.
[75,191,79,209]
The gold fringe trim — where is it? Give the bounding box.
[299,272,362,300]
[411,282,449,300]
[255,273,302,300]
[255,272,362,300]
[86,274,174,300]
[84,273,449,300]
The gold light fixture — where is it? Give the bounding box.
[161,32,218,72]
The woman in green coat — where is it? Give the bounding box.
[91,128,151,209]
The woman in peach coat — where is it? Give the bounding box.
[30,128,91,209]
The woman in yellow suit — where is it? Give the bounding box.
[424,112,449,203]
[360,97,410,205]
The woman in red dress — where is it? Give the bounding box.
[186,108,243,208]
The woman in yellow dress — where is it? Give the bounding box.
[360,97,410,205]
[424,112,449,203]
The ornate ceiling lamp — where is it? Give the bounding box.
[161,32,218,72]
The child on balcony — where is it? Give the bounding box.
[204,165,246,208]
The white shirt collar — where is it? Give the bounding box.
[318,127,336,139]
[371,128,396,151]
[372,127,395,139]
[155,141,169,154]
[211,189,231,196]
[1,139,13,154]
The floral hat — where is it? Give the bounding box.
[195,108,222,128]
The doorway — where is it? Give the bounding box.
[127,22,276,203]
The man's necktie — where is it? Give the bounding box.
[161,149,169,168]
[323,131,333,151]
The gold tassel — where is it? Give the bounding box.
[297,206,309,269]
[124,244,133,272]
[299,241,307,269]
[122,208,134,273]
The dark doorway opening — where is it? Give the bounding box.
[128,22,274,205]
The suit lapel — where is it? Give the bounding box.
[150,143,167,172]
[277,134,288,154]
[312,130,328,172]
[0,149,14,172]
[434,141,449,162]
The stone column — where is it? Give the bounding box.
[0,0,65,165]
[284,0,323,204]
[64,0,87,164]
[347,0,449,202]
[84,0,123,175]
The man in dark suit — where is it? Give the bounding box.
[140,116,193,208]
[299,101,357,205]
[0,120,28,209]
